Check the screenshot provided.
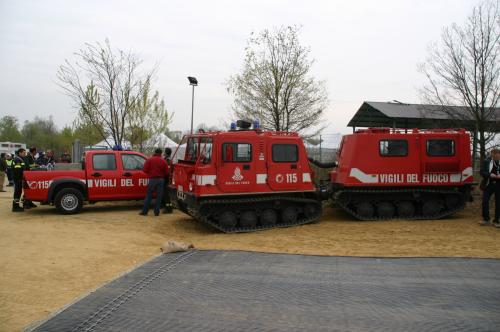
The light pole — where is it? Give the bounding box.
[188,76,198,134]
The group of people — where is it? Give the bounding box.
[140,147,174,216]
[0,147,39,212]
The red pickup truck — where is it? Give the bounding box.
[23,150,150,214]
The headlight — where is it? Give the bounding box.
[189,182,193,191]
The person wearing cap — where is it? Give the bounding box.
[12,148,29,212]
[140,148,169,217]
[0,153,7,192]
[5,153,14,186]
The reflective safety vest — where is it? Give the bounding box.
[6,159,13,168]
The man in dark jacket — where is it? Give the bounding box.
[140,148,169,217]
[12,148,29,212]
[480,148,500,227]
[22,147,37,208]
[162,147,173,214]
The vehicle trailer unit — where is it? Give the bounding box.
[330,128,474,220]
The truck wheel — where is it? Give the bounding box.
[356,202,374,219]
[396,201,415,218]
[377,202,395,219]
[239,211,257,228]
[422,200,441,217]
[260,209,277,226]
[55,188,83,214]
[219,211,237,228]
[281,206,298,224]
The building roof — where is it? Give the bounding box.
[348,101,500,131]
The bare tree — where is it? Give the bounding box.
[57,39,155,147]
[420,0,500,164]
[227,26,329,136]
[127,78,172,152]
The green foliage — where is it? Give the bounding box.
[227,26,328,136]
[126,78,172,152]
[0,116,22,142]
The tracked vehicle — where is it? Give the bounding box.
[329,128,474,220]
[169,123,474,232]
[168,121,322,233]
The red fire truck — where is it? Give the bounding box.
[168,122,473,232]
[22,150,150,214]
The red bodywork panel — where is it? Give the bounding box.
[170,130,316,199]
[23,150,150,203]
[330,128,473,187]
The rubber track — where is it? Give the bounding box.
[335,188,466,221]
[71,250,197,332]
[189,195,322,233]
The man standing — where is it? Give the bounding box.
[162,147,173,214]
[480,148,500,227]
[0,153,7,192]
[12,148,29,212]
[5,154,14,186]
[140,148,169,217]
[23,147,37,209]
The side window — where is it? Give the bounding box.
[92,154,117,170]
[222,143,252,162]
[185,137,199,161]
[272,144,298,162]
[427,139,455,156]
[379,140,408,156]
[200,137,213,163]
[121,154,146,170]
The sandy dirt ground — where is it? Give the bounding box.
[1,186,499,331]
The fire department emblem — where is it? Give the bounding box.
[232,167,244,181]
[275,174,284,183]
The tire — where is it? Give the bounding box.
[304,203,319,218]
[422,200,441,216]
[281,206,298,224]
[377,201,395,219]
[445,194,462,210]
[260,209,277,226]
[356,202,374,218]
[239,210,257,228]
[396,201,415,218]
[219,211,237,228]
[54,188,84,214]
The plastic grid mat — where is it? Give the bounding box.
[31,250,500,332]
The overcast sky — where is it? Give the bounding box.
[0,0,482,141]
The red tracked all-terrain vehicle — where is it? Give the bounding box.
[329,128,474,220]
[169,122,474,233]
[168,120,322,233]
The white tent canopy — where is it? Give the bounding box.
[85,133,177,151]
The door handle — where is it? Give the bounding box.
[123,172,132,177]
[243,165,250,170]
[91,172,102,177]
[291,164,297,169]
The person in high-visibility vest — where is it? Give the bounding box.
[0,153,7,192]
[5,153,14,186]
[12,148,29,212]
